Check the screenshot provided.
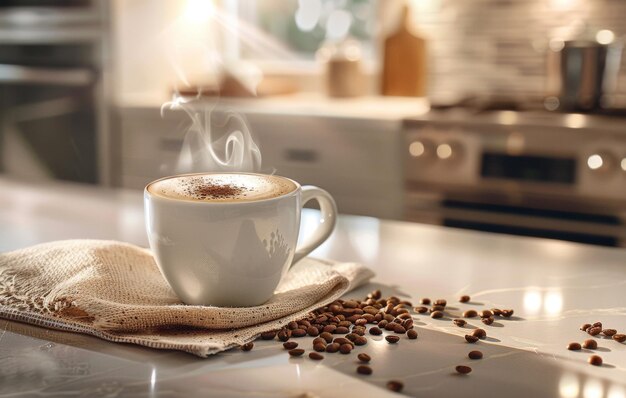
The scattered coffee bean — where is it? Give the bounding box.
[588,355,603,366]
[431,311,444,319]
[323,325,337,334]
[421,298,431,305]
[501,309,514,318]
[386,335,400,344]
[415,306,428,314]
[465,335,479,343]
[602,329,617,337]
[463,310,478,318]
[459,295,471,303]
[339,343,353,354]
[468,350,483,359]
[430,305,445,312]
[580,323,592,331]
[453,319,467,327]
[334,337,352,345]
[320,332,334,343]
[325,343,340,353]
[288,348,305,357]
[313,337,326,345]
[335,326,350,334]
[582,339,598,349]
[261,331,277,340]
[313,342,326,352]
[472,329,487,339]
[354,336,368,346]
[385,322,396,331]
[277,330,290,342]
[378,320,389,329]
[369,327,383,336]
[287,321,299,330]
[592,322,602,329]
[309,352,324,360]
[292,328,307,338]
[368,289,382,300]
[307,326,319,337]
[434,299,447,307]
[613,334,626,343]
[357,365,373,375]
[491,308,503,316]
[393,324,407,334]
[587,327,602,336]
[407,329,418,339]
[567,342,582,350]
[241,342,254,351]
[455,365,472,374]
[358,353,371,363]
[283,341,298,350]
[480,310,493,318]
[387,380,404,393]
[482,316,494,325]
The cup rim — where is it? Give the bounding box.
[144,172,301,205]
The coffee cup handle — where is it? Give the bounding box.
[291,186,337,265]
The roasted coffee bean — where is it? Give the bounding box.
[369,289,382,300]
[480,310,493,318]
[299,320,311,328]
[344,300,358,309]
[431,310,444,319]
[393,324,407,334]
[588,355,603,366]
[472,328,487,339]
[338,320,352,328]
[602,329,617,337]
[309,352,324,360]
[385,322,396,331]
[402,319,414,329]
[283,341,298,350]
[241,342,254,351]
[358,353,371,363]
[355,318,368,326]
[316,315,328,323]
[592,322,602,329]
[354,336,368,346]
[588,327,602,336]
[306,326,319,337]
[415,306,428,314]
[468,350,483,360]
[352,327,366,336]
[378,320,389,329]
[582,339,598,349]
[392,318,403,324]
[334,337,352,346]
[567,342,582,351]
[357,365,373,375]
[465,335,479,343]
[501,309,514,318]
[434,299,447,307]
[335,326,350,334]
[288,321,299,330]
[320,332,334,343]
[420,298,431,305]
[339,343,353,354]
[580,323,592,331]
[482,316,494,325]
[459,295,471,303]
[313,342,326,352]
[463,309,478,318]
[407,329,418,339]
[397,312,412,320]
[261,331,277,340]
[345,333,358,342]
[369,327,383,336]
[430,305,445,312]
[363,314,376,323]
[323,325,337,334]
[277,330,291,342]
[384,314,396,322]
[292,328,307,338]
[453,319,467,327]
[491,308,503,316]
[613,334,626,343]
[386,380,404,393]
[313,337,326,345]
[385,335,400,344]
[326,343,340,353]
[288,348,305,357]
[455,365,472,374]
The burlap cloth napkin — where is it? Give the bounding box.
[0,240,374,357]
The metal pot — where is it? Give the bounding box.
[546,39,622,112]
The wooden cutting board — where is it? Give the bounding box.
[381,6,427,97]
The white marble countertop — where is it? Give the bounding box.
[1,177,625,397]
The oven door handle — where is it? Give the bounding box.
[0,64,93,86]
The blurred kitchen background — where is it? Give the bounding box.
[1,0,626,247]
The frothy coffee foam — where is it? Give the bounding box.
[148,173,297,202]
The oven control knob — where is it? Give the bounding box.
[436,141,463,162]
[586,152,615,173]
[408,139,435,160]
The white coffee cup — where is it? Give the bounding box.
[144,172,337,307]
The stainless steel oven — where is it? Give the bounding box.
[403,111,626,246]
[0,0,110,184]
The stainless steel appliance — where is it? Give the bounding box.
[403,111,626,246]
[0,0,110,184]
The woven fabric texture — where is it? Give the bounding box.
[0,240,374,357]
